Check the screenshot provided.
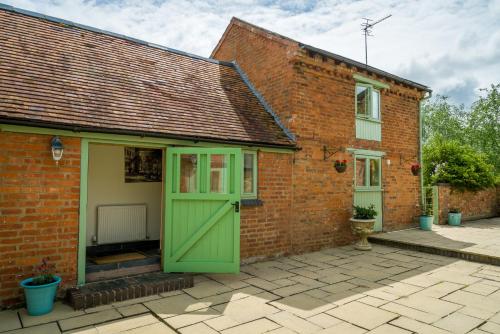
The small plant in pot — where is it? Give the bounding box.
[350,204,377,251]
[448,208,462,226]
[419,207,434,231]
[334,160,347,173]
[20,258,61,316]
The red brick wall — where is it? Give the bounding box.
[240,151,293,261]
[437,184,498,223]
[214,21,425,253]
[0,132,80,307]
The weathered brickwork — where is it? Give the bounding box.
[214,19,426,253]
[240,151,293,261]
[437,184,498,224]
[0,132,80,307]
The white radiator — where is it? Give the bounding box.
[97,204,147,245]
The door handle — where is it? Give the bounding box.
[232,201,240,213]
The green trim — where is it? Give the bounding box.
[419,99,425,206]
[77,138,89,286]
[241,150,258,199]
[0,124,294,154]
[355,116,382,124]
[432,185,439,225]
[353,155,383,191]
[419,92,432,206]
[353,74,390,89]
[347,148,386,157]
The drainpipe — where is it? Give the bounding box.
[419,91,432,207]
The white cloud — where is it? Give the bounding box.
[3,0,499,106]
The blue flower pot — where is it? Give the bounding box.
[20,276,61,316]
[448,213,462,226]
[419,216,434,231]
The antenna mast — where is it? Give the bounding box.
[361,14,392,67]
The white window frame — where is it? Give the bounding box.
[241,150,258,199]
[355,83,381,122]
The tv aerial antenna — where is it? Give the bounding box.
[361,14,392,67]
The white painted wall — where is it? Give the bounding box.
[86,144,162,246]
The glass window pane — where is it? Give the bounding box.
[210,154,227,193]
[372,90,380,119]
[356,158,366,186]
[370,159,380,186]
[180,154,197,193]
[243,153,255,194]
[356,86,368,116]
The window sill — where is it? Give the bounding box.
[354,187,384,192]
[356,116,382,124]
[241,199,263,207]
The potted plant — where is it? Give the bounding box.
[448,208,462,226]
[350,204,377,250]
[334,160,347,173]
[419,207,434,230]
[411,163,421,176]
[20,258,61,316]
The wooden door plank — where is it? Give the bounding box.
[170,201,233,262]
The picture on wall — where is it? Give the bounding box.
[125,147,162,183]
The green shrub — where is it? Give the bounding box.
[423,138,496,191]
[353,204,377,219]
[421,206,433,216]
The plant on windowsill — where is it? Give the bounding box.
[334,160,347,173]
[350,204,377,251]
[411,163,421,176]
[419,207,434,231]
[20,258,61,316]
[448,208,462,226]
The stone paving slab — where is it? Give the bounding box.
[4,243,500,333]
[370,217,500,266]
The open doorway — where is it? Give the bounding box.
[85,143,163,282]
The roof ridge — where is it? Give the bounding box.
[0,3,234,67]
[214,16,430,92]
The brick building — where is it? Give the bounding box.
[213,18,432,254]
[0,4,430,307]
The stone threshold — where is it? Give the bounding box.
[67,272,193,310]
[368,235,500,266]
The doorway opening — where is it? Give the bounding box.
[85,143,164,282]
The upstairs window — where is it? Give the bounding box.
[356,84,380,121]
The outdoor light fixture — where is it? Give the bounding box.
[51,136,64,164]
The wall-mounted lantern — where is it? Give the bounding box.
[51,136,64,164]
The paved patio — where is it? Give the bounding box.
[2,244,500,334]
[370,217,500,264]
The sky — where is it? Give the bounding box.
[4,0,500,107]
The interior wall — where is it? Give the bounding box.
[86,144,162,246]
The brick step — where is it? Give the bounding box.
[368,235,500,266]
[67,272,193,309]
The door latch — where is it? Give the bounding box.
[232,201,240,213]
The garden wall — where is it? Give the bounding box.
[437,183,498,224]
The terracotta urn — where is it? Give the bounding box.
[350,218,376,250]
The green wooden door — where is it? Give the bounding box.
[163,147,241,273]
[354,154,383,231]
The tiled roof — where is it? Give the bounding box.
[0,5,295,148]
